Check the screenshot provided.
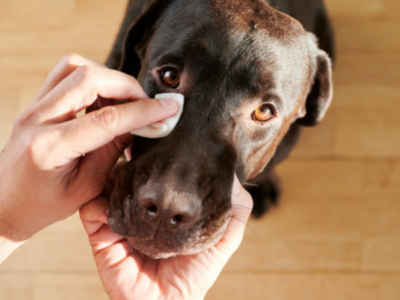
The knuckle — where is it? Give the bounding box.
[24,132,47,165]
[13,110,35,132]
[24,128,60,168]
[14,113,28,129]
[94,106,120,129]
[73,65,100,98]
[74,65,97,84]
[61,52,82,66]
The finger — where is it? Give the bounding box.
[79,197,129,257]
[124,144,133,162]
[80,197,110,235]
[93,238,134,272]
[35,65,149,124]
[85,99,100,115]
[89,224,127,255]
[97,96,123,109]
[49,97,179,167]
[85,97,117,118]
[214,175,253,258]
[72,134,133,202]
[33,53,106,103]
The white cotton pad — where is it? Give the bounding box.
[130,93,184,139]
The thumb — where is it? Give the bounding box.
[214,175,253,259]
[69,98,179,204]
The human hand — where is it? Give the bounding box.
[0,54,179,252]
[79,174,253,300]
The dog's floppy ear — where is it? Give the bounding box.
[118,0,172,78]
[297,45,333,127]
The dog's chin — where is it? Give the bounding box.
[126,216,231,260]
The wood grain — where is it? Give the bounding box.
[0,0,399,299]
[207,274,400,300]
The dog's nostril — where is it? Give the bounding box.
[139,190,200,227]
[170,215,182,226]
[147,205,158,218]
[139,198,159,220]
[146,205,158,219]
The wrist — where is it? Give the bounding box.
[0,191,30,251]
[0,236,24,265]
[0,200,26,264]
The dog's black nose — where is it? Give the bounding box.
[138,191,201,228]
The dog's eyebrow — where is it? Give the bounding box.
[263,94,284,112]
[155,54,184,69]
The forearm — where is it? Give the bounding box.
[0,192,25,265]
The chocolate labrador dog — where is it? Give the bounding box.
[105,0,334,259]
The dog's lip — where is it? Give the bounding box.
[126,216,230,259]
[127,236,157,241]
[108,164,236,259]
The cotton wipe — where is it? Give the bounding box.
[130,93,184,138]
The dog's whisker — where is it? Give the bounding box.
[230,216,261,241]
[204,249,212,266]
[232,204,253,211]
[207,236,218,267]
[243,182,259,187]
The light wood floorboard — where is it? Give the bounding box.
[0,0,399,299]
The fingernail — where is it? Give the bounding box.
[159,98,178,108]
[150,122,166,129]
[233,177,240,197]
[234,185,240,197]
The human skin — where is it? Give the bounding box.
[0,53,253,299]
[0,53,179,264]
[80,174,253,300]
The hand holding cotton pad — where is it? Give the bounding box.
[130,93,184,138]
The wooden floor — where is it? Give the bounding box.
[1,0,400,299]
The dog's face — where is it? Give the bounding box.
[108,0,332,259]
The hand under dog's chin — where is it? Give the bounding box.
[125,216,231,259]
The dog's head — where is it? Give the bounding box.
[108,0,333,259]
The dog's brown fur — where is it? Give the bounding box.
[105,0,334,259]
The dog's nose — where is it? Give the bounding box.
[138,192,201,228]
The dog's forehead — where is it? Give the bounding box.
[154,0,307,58]
[152,0,312,106]
[209,0,313,103]
[210,0,303,37]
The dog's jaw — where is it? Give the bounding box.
[108,189,232,259]
[126,213,231,259]
[107,154,235,259]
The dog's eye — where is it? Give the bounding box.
[161,69,180,88]
[252,105,274,122]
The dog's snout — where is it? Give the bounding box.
[138,188,201,229]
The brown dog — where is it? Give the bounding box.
[105,0,334,259]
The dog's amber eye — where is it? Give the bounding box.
[253,105,274,122]
[161,69,180,88]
